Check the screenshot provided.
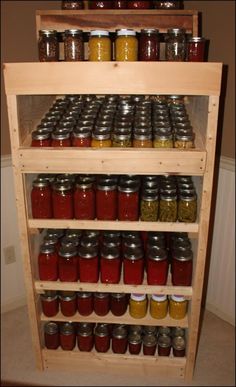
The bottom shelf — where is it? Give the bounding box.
[42,348,186,378]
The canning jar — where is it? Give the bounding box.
[157,334,171,356]
[165,28,186,61]
[139,29,160,61]
[38,244,58,281]
[115,29,138,61]
[172,248,193,286]
[77,292,93,316]
[187,37,206,62]
[72,128,91,147]
[146,247,169,285]
[38,30,59,62]
[91,131,112,147]
[77,324,94,352]
[150,294,168,319]
[88,0,113,8]
[110,293,127,316]
[123,247,144,285]
[174,133,194,148]
[153,1,181,9]
[94,293,110,316]
[143,334,157,356]
[94,324,110,353]
[113,0,127,8]
[52,181,74,219]
[31,179,52,219]
[127,1,151,8]
[133,132,153,148]
[64,29,84,61]
[112,326,128,354]
[89,30,111,61]
[44,322,59,349]
[118,181,139,221]
[129,293,147,318]
[128,332,142,354]
[112,132,132,147]
[140,191,158,222]
[100,246,121,284]
[41,291,59,317]
[169,295,188,319]
[58,246,78,282]
[74,181,95,220]
[60,322,76,351]
[153,133,173,148]
[60,291,77,316]
[172,336,186,357]
[96,181,117,220]
[51,131,71,147]
[31,131,51,147]
[62,0,84,9]
[171,326,185,338]
[78,246,99,283]
[178,190,197,222]
[159,192,177,222]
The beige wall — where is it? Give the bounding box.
[1,0,235,157]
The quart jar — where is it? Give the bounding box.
[171,248,193,286]
[178,190,197,222]
[60,322,76,351]
[44,322,59,349]
[128,332,142,355]
[174,133,194,148]
[38,30,59,62]
[72,128,92,147]
[146,247,169,285]
[159,191,177,222]
[123,247,144,285]
[41,291,59,317]
[62,0,84,9]
[110,293,128,316]
[96,181,117,220]
[143,334,157,356]
[115,29,138,61]
[139,29,160,61]
[52,181,74,219]
[91,131,112,147]
[150,294,168,319]
[112,326,128,354]
[93,293,110,316]
[165,28,186,61]
[31,130,51,147]
[127,1,151,8]
[77,292,93,316]
[77,324,94,352]
[78,246,99,283]
[31,179,52,219]
[153,133,173,148]
[38,244,58,281]
[58,246,78,282]
[100,246,121,284]
[74,181,95,220]
[129,293,147,319]
[133,132,153,148]
[94,324,110,353]
[157,334,171,356]
[140,191,158,222]
[89,30,111,61]
[51,131,71,147]
[64,29,84,61]
[187,37,206,62]
[169,295,188,319]
[60,291,77,316]
[172,336,186,357]
[118,181,139,221]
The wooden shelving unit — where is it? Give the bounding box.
[3,9,222,382]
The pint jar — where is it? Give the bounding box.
[94,324,110,353]
[94,293,110,316]
[150,294,168,319]
[128,332,142,354]
[60,322,76,351]
[31,179,52,219]
[129,293,147,319]
[115,29,138,61]
[64,29,84,61]
[172,336,186,357]
[187,37,206,62]
[159,192,177,222]
[72,128,91,147]
[51,131,71,147]
[59,291,77,316]
[77,324,94,352]
[157,334,171,356]
[110,293,128,316]
[38,30,59,62]
[178,190,197,222]
[143,334,157,356]
[165,28,186,61]
[169,295,188,319]
[140,191,158,222]
[77,292,93,316]
[89,30,111,61]
[41,291,59,317]
[112,326,128,354]
[44,322,60,349]
[139,29,160,61]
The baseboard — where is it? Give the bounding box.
[205,302,235,326]
[1,296,27,314]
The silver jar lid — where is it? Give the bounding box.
[187,36,205,43]
[77,291,92,299]
[58,246,77,258]
[173,248,193,262]
[167,28,186,35]
[95,324,109,337]
[110,293,126,299]
[158,335,171,348]
[143,334,157,347]
[65,29,83,35]
[124,247,143,261]
[59,291,76,301]
[147,247,167,262]
[78,246,98,259]
[40,244,55,255]
[143,326,158,335]
[128,332,142,345]
[101,246,120,260]
[44,322,58,335]
[118,181,139,193]
[172,336,186,350]
[41,291,58,301]
[52,181,73,192]
[61,236,79,248]
[39,29,57,36]
[60,322,74,335]
[52,130,70,141]
[32,130,51,141]
[158,326,171,336]
[32,178,50,188]
[112,326,127,339]
[94,292,109,299]
[77,325,93,337]
[172,327,185,338]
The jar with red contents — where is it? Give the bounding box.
[41,291,59,317]
[146,247,169,285]
[187,37,206,62]
[127,1,151,8]
[38,244,58,281]
[118,181,139,221]
[94,293,110,316]
[96,181,117,220]
[94,324,110,352]
[139,29,160,61]
[88,1,113,8]
[60,322,76,350]
[52,181,74,219]
[31,179,52,219]
[77,292,93,316]
[58,246,78,282]
[72,128,91,147]
[44,322,59,349]
[77,324,94,352]
[112,326,128,354]
[157,334,171,356]
[171,248,193,286]
[74,181,95,220]
[78,246,99,283]
[51,130,71,147]
[113,0,127,8]
[172,336,186,357]
[110,293,127,316]
[62,1,84,10]
[31,130,51,147]
[123,247,144,285]
[100,246,121,284]
[143,334,157,356]
[59,291,77,316]
[128,332,142,355]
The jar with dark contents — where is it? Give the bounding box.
[74,181,95,220]
[77,324,94,352]
[31,179,52,219]
[41,291,59,317]
[77,292,93,316]
[58,246,78,282]
[123,247,144,285]
[127,1,151,8]
[100,246,121,284]
[60,322,76,351]
[31,130,51,147]
[62,1,84,9]
[59,291,77,316]
[139,29,160,61]
[171,248,193,286]
[143,334,157,356]
[112,326,128,354]
[64,29,84,61]
[165,28,186,62]
[110,293,128,316]
[38,30,59,62]
[146,247,169,285]
[128,332,142,355]
[38,244,58,281]
[187,37,206,62]
[158,335,171,356]
[93,293,110,316]
[118,181,139,221]
[78,246,99,283]
[44,322,59,349]
[52,181,74,219]
[172,336,186,357]
[94,324,110,352]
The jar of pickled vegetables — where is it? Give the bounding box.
[174,133,194,148]
[150,294,168,319]
[140,190,158,221]
[169,295,188,319]
[159,191,177,222]
[165,28,186,61]
[115,29,138,61]
[133,132,153,148]
[153,133,173,148]
[178,190,197,222]
[89,30,111,61]
[91,131,112,147]
[129,293,147,319]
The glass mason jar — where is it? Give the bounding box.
[110,293,128,316]
[113,0,127,8]
[41,291,59,317]
[178,190,197,222]
[94,324,110,353]
[171,248,193,286]
[127,1,151,8]
[78,246,99,283]
[88,30,111,61]
[115,29,138,61]
[62,1,84,9]
[157,334,171,356]
[146,247,169,285]
[64,29,84,61]
[128,332,142,355]
[93,293,110,316]
[38,30,59,62]
[59,291,77,316]
[118,181,139,221]
[129,293,147,319]
[140,190,158,222]
[112,132,132,147]
[58,246,78,282]
[112,326,128,354]
[139,29,160,61]
[77,324,94,352]
[77,292,93,316]
[172,336,186,357]
[88,0,113,8]
[187,37,206,62]
[31,130,51,147]
[91,131,112,147]
[72,128,91,147]
[74,181,95,220]
[60,322,76,351]
[159,191,177,222]
[143,334,157,356]
[174,133,194,148]
[165,28,186,61]
[123,247,144,285]
[31,179,52,219]
[44,322,60,349]
[38,244,58,281]
[150,294,168,319]
[52,181,74,219]
[153,1,181,9]
[96,181,117,220]
[133,132,153,148]
[51,131,71,147]
[169,295,188,319]
[153,133,174,148]
[100,246,121,284]
[171,326,185,338]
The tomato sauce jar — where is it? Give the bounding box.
[77,324,94,352]
[128,332,142,355]
[52,181,74,219]
[94,324,110,353]
[44,322,59,349]
[110,293,127,316]
[123,247,144,285]
[143,334,157,356]
[38,244,58,281]
[96,181,117,220]
[58,246,78,282]
[77,292,93,316]
[31,179,52,219]
[31,130,51,147]
[60,322,76,351]
[41,291,59,317]
[94,292,110,316]
[112,326,128,354]
[139,29,160,61]
[100,246,121,284]
[146,247,169,285]
[51,130,71,147]
[157,334,171,356]
[74,181,95,220]
[78,246,99,283]
[59,291,77,317]
[171,248,193,286]
[118,181,139,221]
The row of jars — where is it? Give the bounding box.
[61,1,183,10]
[44,321,186,356]
[38,28,205,62]
[41,290,188,320]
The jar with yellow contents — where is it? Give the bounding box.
[169,295,188,319]
[89,30,111,61]
[129,293,147,319]
[115,29,138,61]
[150,294,168,319]
[91,131,112,148]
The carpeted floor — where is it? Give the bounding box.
[1,306,235,386]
